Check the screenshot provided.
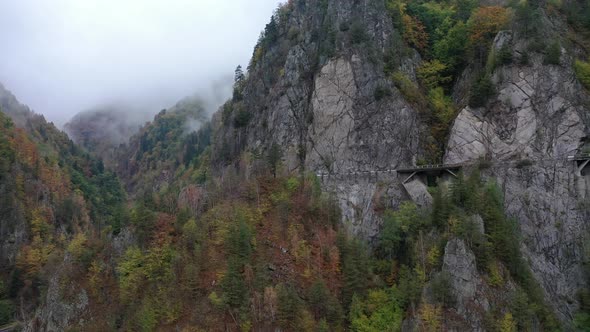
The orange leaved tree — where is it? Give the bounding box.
[468,6,511,62]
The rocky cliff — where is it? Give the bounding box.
[445,25,590,322]
[212,0,428,239]
[210,0,590,326]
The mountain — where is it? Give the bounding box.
[64,107,153,169]
[113,95,211,197]
[0,0,589,330]
[0,88,126,330]
[210,0,590,329]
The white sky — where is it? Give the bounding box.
[0,0,283,126]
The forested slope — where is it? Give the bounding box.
[0,0,589,330]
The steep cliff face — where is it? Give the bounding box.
[445,19,590,321]
[212,0,427,238]
[211,0,590,326]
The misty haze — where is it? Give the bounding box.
[0,0,589,331]
[0,0,281,126]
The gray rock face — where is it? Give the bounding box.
[208,0,588,326]
[24,260,88,332]
[489,163,588,321]
[212,0,426,239]
[401,177,433,208]
[445,29,590,322]
[443,238,489,332]
[320,172,408,237]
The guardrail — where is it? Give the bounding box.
[316,163,465,177]
[316,153,588,178]
[568,153,590,161]
[396,163,464,172]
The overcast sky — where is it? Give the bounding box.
[0,0,282,126]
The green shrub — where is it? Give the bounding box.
[495,44,513,66]
[417,60,452,90]
[477,157,493,169]
[544,41,561,65]
[374,86,393,101]
[0,299,13,325]
[515,159,534,168]
[222,102,233,126]
[469,75,495,108]
[339,21,350,31]
[527,38,545,53]
[287,27,299,40]
[392,72,427,108]
[234,109,252,128]
[575,59,590,90]
[350,21,368,44]
[319,18,337,59]
[136,300,158,332]
[277,283,302,330]
[431,272,455,307]
[428,87,455,124]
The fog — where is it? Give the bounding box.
[0,0,283,126]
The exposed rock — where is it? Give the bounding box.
[320,173,408,238]
[401,177,433,208]
[443,238,489,331]
[112,227,136,257]
[211,0,427,239]
[471,214,485,235]
[24,261,88,332]
[489,163,588,321]
[445,28,590,322]
[307,58,357,170]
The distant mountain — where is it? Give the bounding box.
[0,86,126,329]
[114,95,211,196]
[65,107,152,168]
[0,83,38,128]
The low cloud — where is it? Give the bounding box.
[0,0,282,126]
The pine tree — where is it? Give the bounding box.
[233,65,246,101]
[222,258,247,310]
[234,65,245,84]
[377,210,402,259]
[431,187,449,228]
[130,203,156,247]
[309,279,329,319]
[264,15,279,46]
[342,239,369,307]
[227,218,252,261]
[449,172,467,206]
[277,283,301,329]
[267,143,283,178]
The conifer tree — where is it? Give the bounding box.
[222,258,247,310]
[309,279,330,319]
[277,283,301,329]
[267,143,283,178]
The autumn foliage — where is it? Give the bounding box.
[402,14,429,51]
[468,6,511,49]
